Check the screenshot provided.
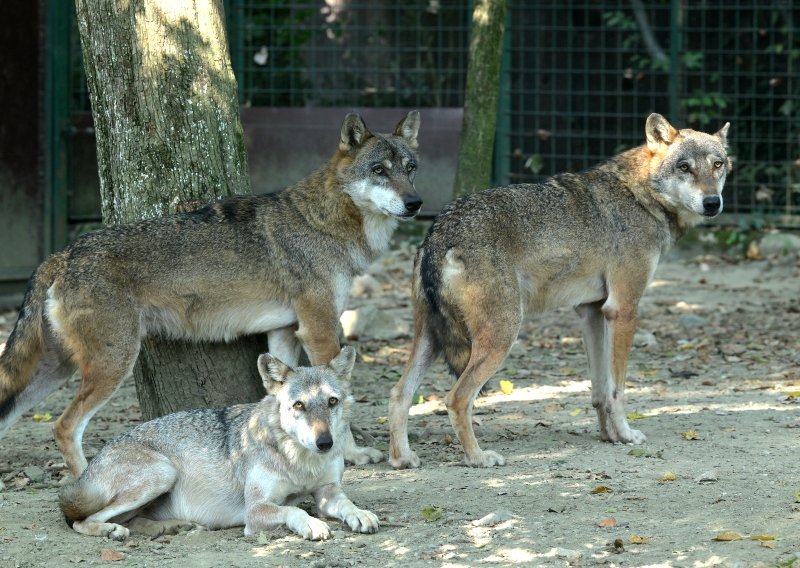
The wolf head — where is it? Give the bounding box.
[336,111,423,219]
[257,346,355,454]
[645,113,731,225]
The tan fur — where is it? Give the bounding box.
[0,112,422,475]
[389,114,731,468]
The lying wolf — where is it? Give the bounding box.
[389,113,731,468]
[60,346,379,541]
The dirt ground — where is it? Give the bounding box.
[1,233,799,568]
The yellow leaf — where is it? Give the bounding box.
[569,408,582,417]
[422,506,443,522]
[660,471,677,482]
[560,367,578,376]
[642,370,658,376]
[32,413,52,423]
[629,534,649,545]
[626,410,651,421]
[591,486,613,494]
[786,391,800,398]
[376,416,388,424]
[680,430,698,440]
[712,531,743,541]
[499,380,514,395]
[760,540,776,549]
[750,534,777,541]
[794,489,800,503]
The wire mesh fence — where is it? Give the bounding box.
[63,0,799,221]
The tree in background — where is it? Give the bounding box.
[452,0,507,196]
[74,0,265,419]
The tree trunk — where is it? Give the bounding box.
[452,0,507,196]
[75,0,266,419]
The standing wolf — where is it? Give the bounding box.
[389,114,730,468]
[60,346,380,541]
[0,111,421,475]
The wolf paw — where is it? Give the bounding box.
[107,525,130,541]
[345,445,383,466]
[344,508,380,534]
[299,516,332,541]
[464,450,506,468]
[389,450,421,469]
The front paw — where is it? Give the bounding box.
[298,516,332,541]
[345,445,383,466]
[343,508,380,534]
[464,449,506,468]
[600,415,647,445]
[389,450,421,469]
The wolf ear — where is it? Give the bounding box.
[257,353,293,394]
[328,345,356,380]
[646,113,678,152]
[714,122,730,147]
[340,113,372,152]
[393,110,421,150]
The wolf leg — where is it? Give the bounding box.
[127,517,205,537]
[388,318,436,469]
[245,502,332,541]
[52,310,141,476]
[267,326,301,367]
[314,482,379,534]
[68,453,178,540]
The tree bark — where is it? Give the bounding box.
[452,0,507,196]
[75,0,265,419]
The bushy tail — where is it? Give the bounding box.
[416,240,471,378]
[59,479,108,523]
[0,255,61,422]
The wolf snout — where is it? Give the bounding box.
[403,195,423,215]
[316,432,334,452]
[702,195,721,216]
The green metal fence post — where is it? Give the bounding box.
[669,0,682,121]
[45,0,71,254]
[492,5,512,187]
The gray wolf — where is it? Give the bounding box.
[59,346,380,541]
[0,111,421,475]
[388,114,730,468]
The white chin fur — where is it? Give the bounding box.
[346,180,407,217]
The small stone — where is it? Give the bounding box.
[471,510,513,527]
[679,314,707,330]
[634,330,657,347]
[696,470,719,483]
[22,466,45,483]
[556,548,582,559]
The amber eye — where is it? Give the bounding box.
[372,165,384,175]
[293,401,305,411]
[328,397,339,407]
[713,161,723,169]
[678,163,689,172]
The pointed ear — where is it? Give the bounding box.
[646,113,678,152]
[257,353,292,395]
[339,113,372,152]
[328,345,356,380]
[714,122,730,147]
[393,110,420,150]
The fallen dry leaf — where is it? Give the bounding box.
[760,540,776,549]
[626,410,651,421]
[750,534,777,541]
[660,471,677,482]
[376,416,388,425]
[422,506,443,522]
[100,549,125,561]
[543,404,562,412]
[499,380,514,395]
[597,517,617,528]
[569,408,582,417]
[591,486,613,494]
[629,534,649,545]
[712,531,743,541]
[680,429,698,440]
[32,413,52,422]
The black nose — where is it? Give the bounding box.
[404,196,422,214]
[316,432,333,452]
[702,195,721,216]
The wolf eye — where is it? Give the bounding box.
[406,162,416,173]
[678,163,690,172]
[328,397,339,407]
[293,401,305,411]
[372,165,384,175]
[713,161,723,169]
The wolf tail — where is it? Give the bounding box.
[59,479,108,523]
[0,254,64,429]
[417,239,471,378]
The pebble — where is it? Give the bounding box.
[471,510,513,527]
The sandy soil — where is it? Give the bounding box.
[1,237,799,568]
